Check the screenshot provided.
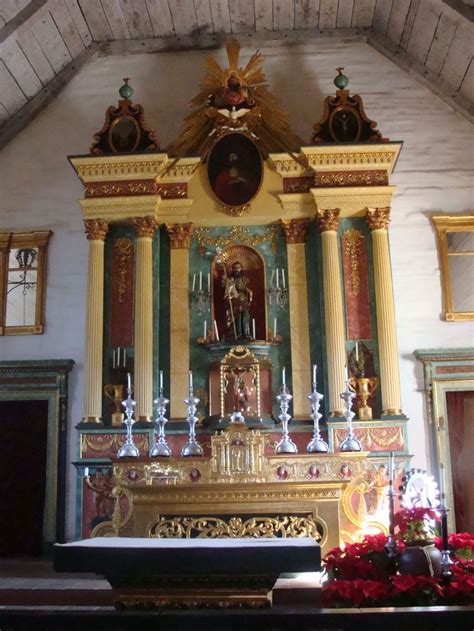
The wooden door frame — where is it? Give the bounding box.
[0,359,74,545]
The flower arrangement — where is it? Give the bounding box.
[321,526,474,608]
[393,507,439,543]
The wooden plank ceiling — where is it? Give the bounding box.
[0,0,472,139]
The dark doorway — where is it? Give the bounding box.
[0,400,49,556]
[446,391,474,533]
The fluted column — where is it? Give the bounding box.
[317,209,346,416]
[132,216,158,421]
[366,208,403,415]
[281,218,311,418]
[166,223,194,419]
[83,219,109,422]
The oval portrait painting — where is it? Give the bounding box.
[109,115,141,153]
[208,133,262,207]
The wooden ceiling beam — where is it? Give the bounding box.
[0,0,48,44]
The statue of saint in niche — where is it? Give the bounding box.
[218,258,253,341]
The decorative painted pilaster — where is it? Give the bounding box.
[317,209,346,416]
[83,219,109,422]
[132,216,158,421]
[281,218,311,418]
[166,223,194,418]
[366,208,403,415]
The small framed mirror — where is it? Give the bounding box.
[432,215,474,321]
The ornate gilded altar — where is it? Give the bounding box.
[72,42,411,551]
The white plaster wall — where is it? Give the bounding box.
[0,41,473,540]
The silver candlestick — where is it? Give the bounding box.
[150,385,171,457]
[307,377,328,453]
[117,375,139,458]
[339,377,362,452]
[181,375,203,457]
[275,370,297,454]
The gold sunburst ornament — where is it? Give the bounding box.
[168,39,302,161]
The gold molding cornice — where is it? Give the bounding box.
[157,198,194,221]
[166,222,194,249]
[79,196,160,221]
[84,219,109,241]
[277,193,316,216]
[317,209,340,232]
[281,218,311,244]
[311,186,396,216]
[366,207,391,231]
[133,216,158,239]
[69,153,170,183]
[432,215,474,232]
[158,157,201,182]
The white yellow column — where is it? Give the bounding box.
[317,209,346,416]
[166,223,194,419]
[132,216,158,421]
[83,219,109,423]
[281,218,311,418]
[366,208,403,415]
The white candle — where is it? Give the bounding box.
[188,370,193,391]
[199,271,202,291]
[282,268,286,289]
[252,318,256,339]
[192,273,196,292]
[355,342,359,362]
[84,467,89,478]
[270,269,275,288]
[159,370,163,390]
[127,372,131,390]
[276,268,279,289]
[204,320,207,338]
[207,272,210,292]
[123,348,127,368]
[117,347,121,366]
[214,319,220,342]
[389,451,394,482]
[312,364,317,386]
[273,317,277,337]
[439,463,445,498]
[282,367,286,386]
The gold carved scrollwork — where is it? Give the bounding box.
[114,238,133,303]
[193,225,279,255]
[343,229,364,297]
[166,222,194,249]
[148,515,322,540]
[280,218,311,244]
[133,216,158,239]
[84,218,109,241]
[317,170,388,187]
[366,207,391,231]
[317,209,340,232]
[219,203,251,218]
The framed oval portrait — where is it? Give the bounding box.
[208,133,263,207]
[108,115,141,153]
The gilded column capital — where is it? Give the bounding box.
[366,207,391,231]
[280,218,311,244]
[133,216,159,238]
[84,219,109,241]
[317,209,340,232]
[166,222,194,249]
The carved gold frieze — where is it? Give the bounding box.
[193,225,279,254]
[343,229,364,296]
[85,180,156,197]
[317,209,340,232]
[133,216,159,239]
[80,433,149,457]
[305,150,399,170]
[148,515,322,540]
[219,203,251,217]
[316,170,388,187]
[166,222,194,249]
[80,196,159,221]
[366,207,391,231]
[281,218,311,244]
[70,155,169,183]
[84,218,109,241]
[155,183,187,199]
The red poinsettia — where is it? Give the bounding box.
[323,534,393,581]
[394,507,440,543]
[435,532,474,561]
[322,579,390,607]
[390,574,444,606]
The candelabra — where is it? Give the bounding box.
[306,381,328,453]
[181,383,203,457]
[150,387,171,457]
[268,268,288,309]
[117,378,139,458]
[440,505,453,577]
[275,376,297,454]
[339,379,362,452]
[191,272,211,316]
[385,480,399,558]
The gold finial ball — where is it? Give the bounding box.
[334,67,349,89]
